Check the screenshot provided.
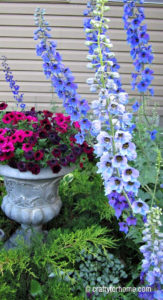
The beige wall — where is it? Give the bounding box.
[0,0,162,117]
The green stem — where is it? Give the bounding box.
[151,149,162,207]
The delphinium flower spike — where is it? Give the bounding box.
[84,2,162,297]
[139,207,163,300]
[1,56,25,110]
[84,0,148,233]
[122,0,154,108]
[33,8,91,144]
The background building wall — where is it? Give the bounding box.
[0,0,162,123]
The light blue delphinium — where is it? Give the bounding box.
[139,207,163,300]
[84,0,143,232]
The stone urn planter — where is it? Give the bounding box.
[0,165,74,248]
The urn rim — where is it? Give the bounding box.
[0,164,75,180]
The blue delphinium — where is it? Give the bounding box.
[139,207,163,299]
[83,0,150,233]
[1,56,25,109]
[33,8,91,143]
[132,100,141,112]
[122,0,154,105]
[147,129,157,141]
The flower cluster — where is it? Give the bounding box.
[1,56,25,109]
[0,104,94,174]
[139,207,163,300]
[108,191,137,233]
[122,0,154,96]
[84,0,147,231]
[33,8,91,144]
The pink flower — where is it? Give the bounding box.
[0,153,7,161]
[26,116,38,123]
[52,148,61,158]
[54,113,65,124]
[4,151,14,160]
[0,136,6,146]
[2,142,15,152]
[64,115,71,123]
[73,121,80,129]
[69,135,76,143]
[23,130,33,138]
[0,102,8,110]
[9,134,19,144]
[14,130,26,143]
[34,150,44,161]
[0,128,7,136]
[56,122,68,133]
[43,110,53,118]
[22,143,33,152]
[15,112,26,121]
[7,112,15,121]
[2,114,13,124]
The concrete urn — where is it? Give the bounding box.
[0,165,74,248]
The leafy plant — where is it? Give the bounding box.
[72,246,128,297]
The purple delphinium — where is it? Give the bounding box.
[119,222,129,234]
[132,101,141,112]
[122,0,154,96]
[33,8,91,143]
[1,56,25,109]
[108,191,137,233]
[147,129,157,141]
[139,207,163,299]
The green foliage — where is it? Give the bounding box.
[0,225,116,300]
[0,178,18,240]
[132,112,163,212]
[71,246,128,297]
[59,162,114,227]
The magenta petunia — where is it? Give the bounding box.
[53,113,65,124]
[0,128,7,136]
[15,112,26,121]
[52,148,61,158]
[43,110,53,118]
[56,122,68,133]
[7,112,15,121]
[4,151,14,160]
[2,114,12,124]
[26,116,38,123]
[14,130,26,143]
[73,121,80,129]
[34,150,44,161]
[2,142,15,152]
[40,118,51,127]
[0,153,7,161]
[9,135,19,144]
[0,136,6,145]
[22,143,33,152]
[23,130,33,138]
[0,102,8,110]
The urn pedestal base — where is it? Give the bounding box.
[3,225,48,249]
[0,165,74,248]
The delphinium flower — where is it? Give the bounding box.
[138,207,163,300]
[1,56,25,109]
[33,8,91,144]
[122,0,154,100]
[84,0,148,233]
